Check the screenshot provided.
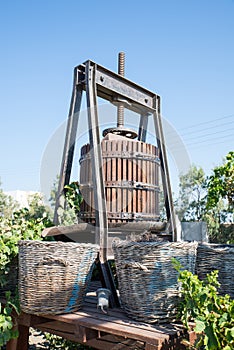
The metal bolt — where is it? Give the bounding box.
[103,52,137,139]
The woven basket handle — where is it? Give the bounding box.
[38,256,69,267]
[123,261,148,271]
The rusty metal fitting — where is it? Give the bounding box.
[102,126,137,139]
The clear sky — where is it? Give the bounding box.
[0,0,233,198]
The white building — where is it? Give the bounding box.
[5,190,41,208]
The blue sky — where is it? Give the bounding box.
[0,0,233,197]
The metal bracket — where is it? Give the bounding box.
[85,62,108,261]
[75,61,157,114]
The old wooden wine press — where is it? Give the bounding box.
[53,53,177,306]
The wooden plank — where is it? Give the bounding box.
[34,320,96,343]
[127,140,132,215]
[81,304,182,336]
[88,334,145,350]
[36,321,145,350]
[137,141,142,214]
[117,140,122,223]
[89,333,145,350]
[17,312,48,328]
[152,145,156,215]
[36,327,83,343]
[41,221,167,237]
[150,144,154,215]
[42,312,164,346]
[142,142,147,214]
[145,344,159,350]
[52,307,168,340]
[42,223,94,237]
[86,303,186,337]
[37,320,78,334]
[78,307,181,339]
[132,141,137,217]
[87,336,126,350]
[122,140,127,218]
[106,140,112,223]
[112,140,117,223]
[146,143,150,216]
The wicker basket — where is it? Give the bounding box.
[112,240,197,323]
[196,243,234,298]
[18,240,99,315]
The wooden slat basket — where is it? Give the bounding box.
[196,243,234,298]
[112,240,198,324]
[18,240,99,315]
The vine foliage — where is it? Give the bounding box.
[0,193,52,348]
[173,258,234,349]
[0,186,84,348]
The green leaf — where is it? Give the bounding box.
[225,327,234,342]
[231,327,234,338]
[171,257,182,271]
[194,318,206,333]
[205,324,220,350]
[219,312,228,326]
[0,317,13,331]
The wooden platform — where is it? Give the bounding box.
[7,286,195,350]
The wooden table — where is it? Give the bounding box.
[7,293,195,350]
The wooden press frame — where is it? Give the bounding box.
[54,60,177,306]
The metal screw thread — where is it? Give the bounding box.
[118,52,125,76]
[117,52,125,128]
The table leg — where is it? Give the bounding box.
[7,325,30,350]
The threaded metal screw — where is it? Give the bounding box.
[117,52,125,128]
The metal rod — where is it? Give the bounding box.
[117,52,125,128]
[138,114,148,142]
[54,71,83,225]
[153,96,177,241]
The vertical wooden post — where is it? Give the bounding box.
[17,325,30,350]
[6,325,29,350]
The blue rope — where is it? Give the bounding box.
[65,249,95,312]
